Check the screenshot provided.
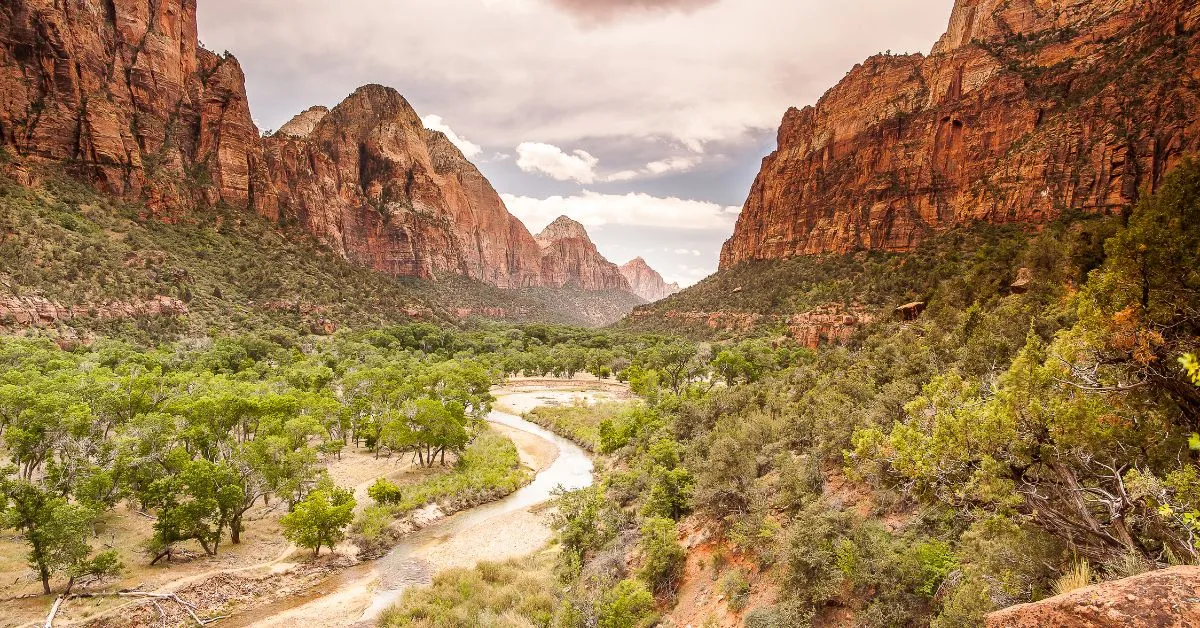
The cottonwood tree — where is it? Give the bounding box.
[280,479,356,557]
[0,473,121,594]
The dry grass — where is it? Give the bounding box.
[1053,561,1094,596]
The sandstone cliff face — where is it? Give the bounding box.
[258,85,546,286]
[620,257,681,302]
[276,106,329,138]
[0,0,265,215]
[721,0,1200,266]
[536,216,632,292]
[986,566,1200,627]
[0,3,562,290]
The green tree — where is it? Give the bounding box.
[637,517,685,597]
[0,474,117,594]
[281,479,356,557]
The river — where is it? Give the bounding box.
[223,385,600,627]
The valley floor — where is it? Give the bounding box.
[0,379,623,628]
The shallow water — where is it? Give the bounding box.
[226,399,595,627]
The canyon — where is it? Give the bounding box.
[0,0,670,301]
[721,0,1200,266]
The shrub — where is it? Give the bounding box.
[720,568,751,612]
[636,517,686,597]
[367,478,404,505]
[598,579,656,628]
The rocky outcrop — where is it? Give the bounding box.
[536,216,632,291]
[986,566,1200,627]
[629,304,867,347]
[0,295,187,326]
[620,257,681,302]
[0,0,266,215]
[276,106,329,138]
[721,0,1200,267]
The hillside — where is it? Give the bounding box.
[0,163,641,343]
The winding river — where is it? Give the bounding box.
[224,385,599,627]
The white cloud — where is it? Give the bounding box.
[421,114,483,159]
[646,156,701,175]
[673,248,701,256]
[502,190,740,232]
[516,142,601,183]
[202,0,953,151]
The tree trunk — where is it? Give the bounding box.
[40,565,51,596]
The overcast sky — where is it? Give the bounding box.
[198,0,955,286]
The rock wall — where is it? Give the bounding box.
[721,0,1200,266]
[620,257,681,302]
[0,0,265,215]
[0,1,590,292]
[258,85,546,286]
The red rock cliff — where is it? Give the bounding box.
[257,86,546,287]
[620,257,681,302]
[0,0,266,215]
[721,0,1200,267]
[536,216,633,292]
[0,2,553,290]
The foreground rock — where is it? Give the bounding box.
[987,567,1200,627]
[721,0,1200,266]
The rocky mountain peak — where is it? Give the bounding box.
[277,106,330,138]
[536,216,591,247]
[620,258,681,303]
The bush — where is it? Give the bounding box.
[367,478,404,505]
[598,579,656,628]
[636,517,686,597]
[720,568,751,612]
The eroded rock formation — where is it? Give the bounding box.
[721,0,1200,267]
[620,257,681,302]
[0,0,265,215]
[258,86,546,286]
[536,216,632,292]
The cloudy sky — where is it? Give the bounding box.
[198,0,954,286]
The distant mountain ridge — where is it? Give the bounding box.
[721,0,1200,267]
[535,216,635,293]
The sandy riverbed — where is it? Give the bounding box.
[230,379,622,627]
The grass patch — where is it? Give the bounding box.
[391,429,532,514]
[524,402,630,452]
[378,550,560,627]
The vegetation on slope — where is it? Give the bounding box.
[624,212,1117,339]
[0,166,641,342]
[541,159,1200,626]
